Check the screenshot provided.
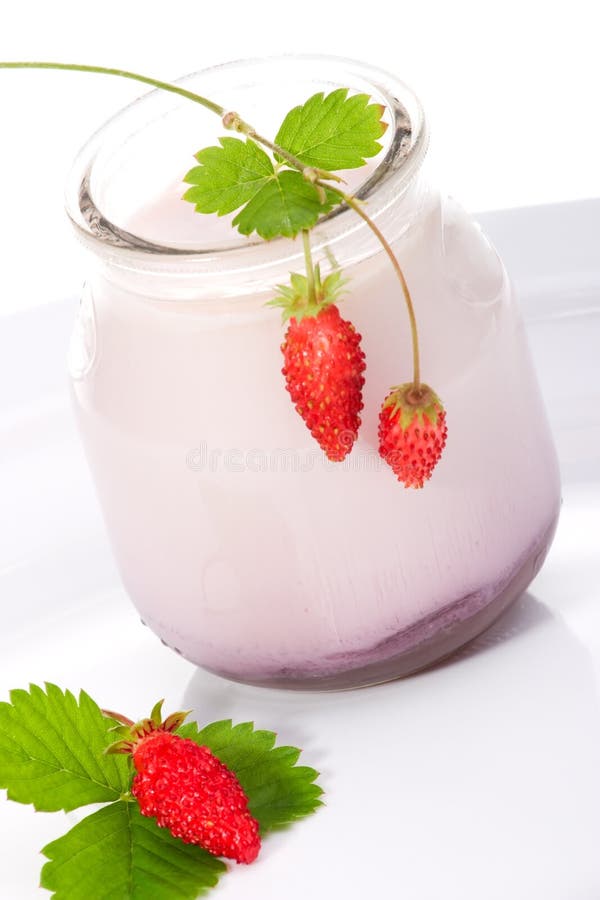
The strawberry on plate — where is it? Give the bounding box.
[108,703,261,864]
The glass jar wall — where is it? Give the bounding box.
[66,56,560,689]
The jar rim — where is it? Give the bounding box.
[64,54,429,287]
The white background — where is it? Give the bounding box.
[1,3,600,897]
[0,0,598,314]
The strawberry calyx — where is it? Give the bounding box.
[104,700,191,755]
[382,382,443,431]
[267,264,347,323]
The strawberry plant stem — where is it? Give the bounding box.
[0,62,225,116]
[0,60,422,386]
[236,127,310,177]
[302,230,317,304]
[333,190,421,388]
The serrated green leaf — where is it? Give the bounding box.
[183,138,339,239]
[41,801,226,900]
[274,88,387,170]
[183,137,274,216]
[178,719,323,832]
[233,169,337,239]
[0,683,129,812]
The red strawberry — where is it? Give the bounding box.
[270,269,365,461]
[107,704,260,864]
[378,383,447,488]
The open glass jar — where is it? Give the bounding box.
[66,56,560,689]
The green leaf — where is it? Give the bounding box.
[232,169,337,239]
[178,720,323,832]
[274,88,387,170]
[41,801,226,900]
[183,138,338,239]
[0,683,129,812]
[183,137,274,216]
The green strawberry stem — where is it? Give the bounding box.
[0,61,226,115]
[0,60,422,387]
[302,230,317,305]
[222,112,344,195]
[334,189,421,388]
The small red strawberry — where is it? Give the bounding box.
[269,268,365,461]
[378,383,447,488]
[107,703,260,864]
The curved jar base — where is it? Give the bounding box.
[197,509,559,691]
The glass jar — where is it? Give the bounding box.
[66,56,560,690]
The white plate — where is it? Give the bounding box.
[1,200,599,899]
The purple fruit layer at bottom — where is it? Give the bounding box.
[202,506,560,691]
